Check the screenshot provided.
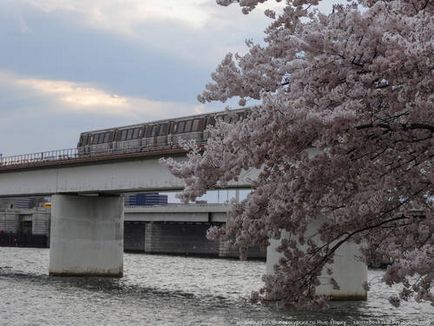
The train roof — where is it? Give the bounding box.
[79,107,251,135]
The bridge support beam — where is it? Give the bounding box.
[266,217,367,301]
[49,194,124,277]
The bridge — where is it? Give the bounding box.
[0,146,255,196]
[0,145,257,278]
[0,141,367,300]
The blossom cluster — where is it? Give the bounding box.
[163,0,433,309]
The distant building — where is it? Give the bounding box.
[123,193,168,207]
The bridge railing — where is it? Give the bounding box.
[0,148,79,167]
[0,142,188,168]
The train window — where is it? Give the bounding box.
[132,128,140,139]
[159,123,169,136]
[151,125,160,137]
[192,119,200,131]
[80,135,85,146]
[171,122,177,134]
[178,121,185,133]
[121,130,128,141]
[103,132,110,143]
[185,120,193,132]
[78,135,84,146]
[206,116,216,127]
[198,118,205,130]
[145,125,153,138]
[126,129,133,140]
[97,133,104,144]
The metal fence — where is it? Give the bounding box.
[0,143,187,168]
[0,148,78,167]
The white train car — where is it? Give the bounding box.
[77,108,250,156]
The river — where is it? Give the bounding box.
[0,248,432,325]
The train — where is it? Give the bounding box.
[77,108,250,155]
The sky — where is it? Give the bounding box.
[0,0,291,156]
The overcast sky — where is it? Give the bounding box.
[0,0,291,156]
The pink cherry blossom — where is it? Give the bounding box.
[162,0,433,309]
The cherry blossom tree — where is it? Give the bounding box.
[163,0,433,309]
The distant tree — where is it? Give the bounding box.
[163,0,433,309]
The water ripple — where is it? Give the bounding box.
[0,247,433,326]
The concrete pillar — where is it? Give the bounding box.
[266,217,367,300]
[49,194,124,277]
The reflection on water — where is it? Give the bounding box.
[0,248,432,326]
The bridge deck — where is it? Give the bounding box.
[0,146,257,197]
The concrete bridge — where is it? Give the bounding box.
[0,145,257,278]
[0,147,255,197]
[0,143,367,300]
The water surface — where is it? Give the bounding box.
[0,248,432,325]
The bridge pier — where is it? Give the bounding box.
[49,194,124,277]
[266,217,367,301]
